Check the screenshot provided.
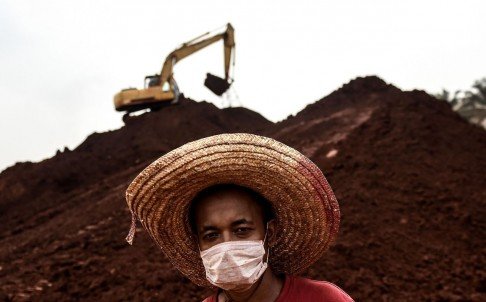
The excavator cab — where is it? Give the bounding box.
[114,75,176,112]
[145,75,161,88]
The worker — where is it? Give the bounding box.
[125,133,354,301]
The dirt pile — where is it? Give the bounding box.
[1,76,485,301]
[267,76,486,301]
[0,98,272,301]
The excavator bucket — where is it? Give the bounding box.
[204,73,231,96]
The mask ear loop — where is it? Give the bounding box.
[263,222,270,264]
[198,241,203,254]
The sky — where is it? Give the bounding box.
[1,0,485,172]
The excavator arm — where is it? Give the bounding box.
[159,23,235,92]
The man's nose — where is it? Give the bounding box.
[222,230,234,242]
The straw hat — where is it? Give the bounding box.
[125,133,340,287]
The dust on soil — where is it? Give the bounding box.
[1,76,485,301]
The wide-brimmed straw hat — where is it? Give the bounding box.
[125,133,340,287]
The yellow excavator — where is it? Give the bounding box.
[114,23,235,113]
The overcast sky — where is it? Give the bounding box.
[1,0,485,172]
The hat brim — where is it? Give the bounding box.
[126,133,340,287]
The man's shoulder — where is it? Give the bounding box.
[285,275,354,301]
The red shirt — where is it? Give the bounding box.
[203,275,354,302]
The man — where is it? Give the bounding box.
[125,133,353,301]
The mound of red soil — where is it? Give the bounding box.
[267,76,486,301]
[1,76,484,301]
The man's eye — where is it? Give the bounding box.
[203,233,219,240]
[235,227,251,234]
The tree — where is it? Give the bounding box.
[436,77,486,129]
[467,78,486,106]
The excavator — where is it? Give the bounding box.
[114,23,235,113]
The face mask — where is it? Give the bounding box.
[200,239,268,291]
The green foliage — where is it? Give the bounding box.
[435,77,486,129]
[469,78,486,106]
[435,89,460,106]
[435,77,486,109]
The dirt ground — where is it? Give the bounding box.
[1,76,484,301]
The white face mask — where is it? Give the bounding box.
[200,239,268,291]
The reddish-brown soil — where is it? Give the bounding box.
[1,76,485,301]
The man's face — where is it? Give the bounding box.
[193,187,266,251]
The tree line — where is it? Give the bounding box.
[435,78,486,129]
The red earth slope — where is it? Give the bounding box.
[0,77,484,301]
